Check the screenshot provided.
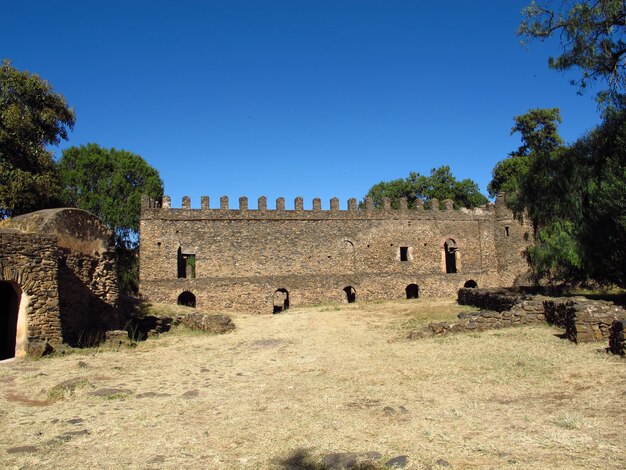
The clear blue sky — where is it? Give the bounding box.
[2,0,602,209]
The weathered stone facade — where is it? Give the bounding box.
[139,194,530,314]
[0,230,61,358]
[0,209,119,358]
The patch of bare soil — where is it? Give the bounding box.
[0,299,624,469]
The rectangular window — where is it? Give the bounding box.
[400,246,409,262]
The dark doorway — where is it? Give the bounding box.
[400,246,409,261]
[177,291,196,308]
[177,247,186,278]
[444,239,457,273]
[273,289,289,314]
[406,284,419,299]
[343,286,356,303]
[1,282,20,360]
[464,280,478,288]
[177,248,196,279]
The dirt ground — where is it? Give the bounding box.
[1,299,625,469]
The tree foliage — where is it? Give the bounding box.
[58,143,163,246]
[363,166,488,209]
[0,60,74,217]
[58,144,164,294]
[498,108,626,287]
[519,0,626,105]
[488,108,565,221]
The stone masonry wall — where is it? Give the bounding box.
[0,231,62,355]
[1,209,120,351]
[140,194,530,314]
[411,297,546,339]
[456,288,626,345]
[57,250,120,345]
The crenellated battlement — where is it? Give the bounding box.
[141,194,497,216]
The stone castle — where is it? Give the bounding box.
[0,209,119,359]
[139,193,530,314]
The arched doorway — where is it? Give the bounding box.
[343,286,356,303]
[273,289,289,314]
[1,282,20,360]
[444,239,458,273]
[406,284,419,299]
[464,280,478,288]
[177,291,196,308]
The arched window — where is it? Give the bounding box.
[273,289,289,314]
[343,286,356,303]
[0,282,20,360]
[177,291,196,308]
[464,280,478,288]
[406,284,419,299]
[444,239,458,273]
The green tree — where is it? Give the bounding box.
[363,166,488,209]
[0,60,75,217]
[57,143,164,294]
[574,108,626,286]
[519,0,626,105]
[504,108,626,287]
[488,108,564,218]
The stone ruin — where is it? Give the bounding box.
[409,287,626,356]
[139,193,532,314]
[0,208,120,359]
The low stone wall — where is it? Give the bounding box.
[609,320,625,356]
[560,299,625,343]
[413,288,626,350]
[542,299,572,328]
[457,287,521,312]
[410,298,546,339]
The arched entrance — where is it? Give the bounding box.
[464,280,478,288]
[273,289,289,314]
[444,239,458,273]
[406,284,419,299]
[1,281,20,360]
[177,291,196,308]
[343,286,356,303]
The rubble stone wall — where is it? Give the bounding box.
[1,209,120,353]
[0,230,62,355]
[454,288,626,347]
[140,194,530,314]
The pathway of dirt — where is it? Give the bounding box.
[0,299,625,469]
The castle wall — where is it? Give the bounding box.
[140,195,529,314]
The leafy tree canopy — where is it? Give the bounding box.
[500,108,626,287]
[363,166,488,210]
[488,108,565,218]
[0,60,75,217]
[519,0,626,105]
[58,143,163,247]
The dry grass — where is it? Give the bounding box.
[0,299,624,469]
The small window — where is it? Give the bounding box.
[177,247,196,279]
[505,226,510,237]
[400,247,409,262]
